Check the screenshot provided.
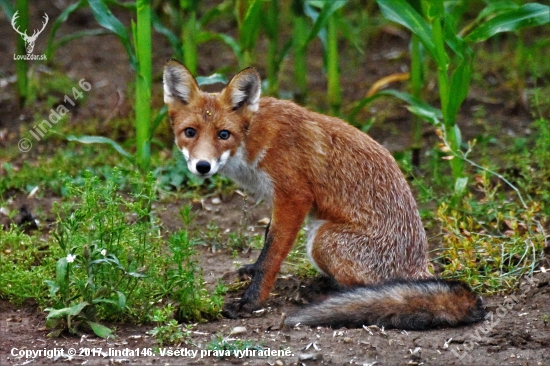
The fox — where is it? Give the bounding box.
[163,59,485,330]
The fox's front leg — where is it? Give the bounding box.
[223,194,312,317]
[235,222,271,279]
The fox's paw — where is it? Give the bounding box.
[237,264,256,279]
[221,298,258,319]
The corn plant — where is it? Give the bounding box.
[134,0,152,172]
[293,0,349,109]
[1,0,28,105]
[291,0,309,102]
[364,0,550,181]
[44,0,158,172]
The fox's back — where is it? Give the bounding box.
[251,98,423,226]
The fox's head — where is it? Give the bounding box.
[163,60,261,178]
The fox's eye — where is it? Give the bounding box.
[184,128,196,138]
[218,130,231,140]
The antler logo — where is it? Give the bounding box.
[11,11,49,54]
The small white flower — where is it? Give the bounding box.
[101,249,107,256]
[66,253,76,263]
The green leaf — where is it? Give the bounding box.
[200,0,232,27]
[476,0,519,23]
[127,271,148,278]
[87,321,114,338]
[424,0,444,20]
[376,0,438,62]
[197,32,243,65]
[349,89,442,126]
[196,73,228,86]
[44,280,60,297]
[151,12,182,60]
[238,0,262,51]
[150,105,168,139]
[453,123,462,148]
[54,29,111,50]
[88,0,137,69]
[116,291,126,309]
[45,0,87,60]
[45,302,89,320]
[465,3,550,43]
[67,135,134,162]
[302,0,347,50]
[406,105,441,126]
[443,19,473,125]
[454,177,468,196]
[91,298,119,306]
[56,257,68,285]
[0,0,15,19]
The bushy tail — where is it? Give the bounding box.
[285,278,485,330]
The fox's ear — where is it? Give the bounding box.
[223,67,261,112]
[163,60,200,105]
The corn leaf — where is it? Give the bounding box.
[150,105,167,139]
[196,73,228,86]
[45,0,87,60]
[197,32,243,65]
[0,0,15,18]
[423,0,444,21]
[376,0,439,64]
[67,135,134,162]
[465,3,550,43]
[476,0,519,22]
[88,0,137,69]
[151,12,182,60]
[302,0,347,50]
[443,17,473,125]
[238,0,262,51]
[349,89,442,125]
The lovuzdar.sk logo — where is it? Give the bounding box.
[11,10,49,61]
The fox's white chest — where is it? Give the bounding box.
[219,146,273,200]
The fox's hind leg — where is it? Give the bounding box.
[306,220,431,287]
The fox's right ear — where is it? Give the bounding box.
[163,60,200,105]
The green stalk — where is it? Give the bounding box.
[326,15,341,115]
[182,9,197,75]
[410,34,423,167]
[432,16,463,178]
[292,0,308,103]
[15,0,28,106]
[266,0,279,96]
[135,0,152,173]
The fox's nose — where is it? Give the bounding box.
[195,160,211,174]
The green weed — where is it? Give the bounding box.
[0,226,55,304]
[148,304,191,346]
[162,228,225,322]
[44,169,158,337]
[436,169,546,293]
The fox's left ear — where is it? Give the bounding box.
[223,67,261,112]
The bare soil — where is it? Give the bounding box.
[1,2,550,365]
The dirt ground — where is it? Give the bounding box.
[1,2,550,365]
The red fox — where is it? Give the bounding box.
[163,60,485,330]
